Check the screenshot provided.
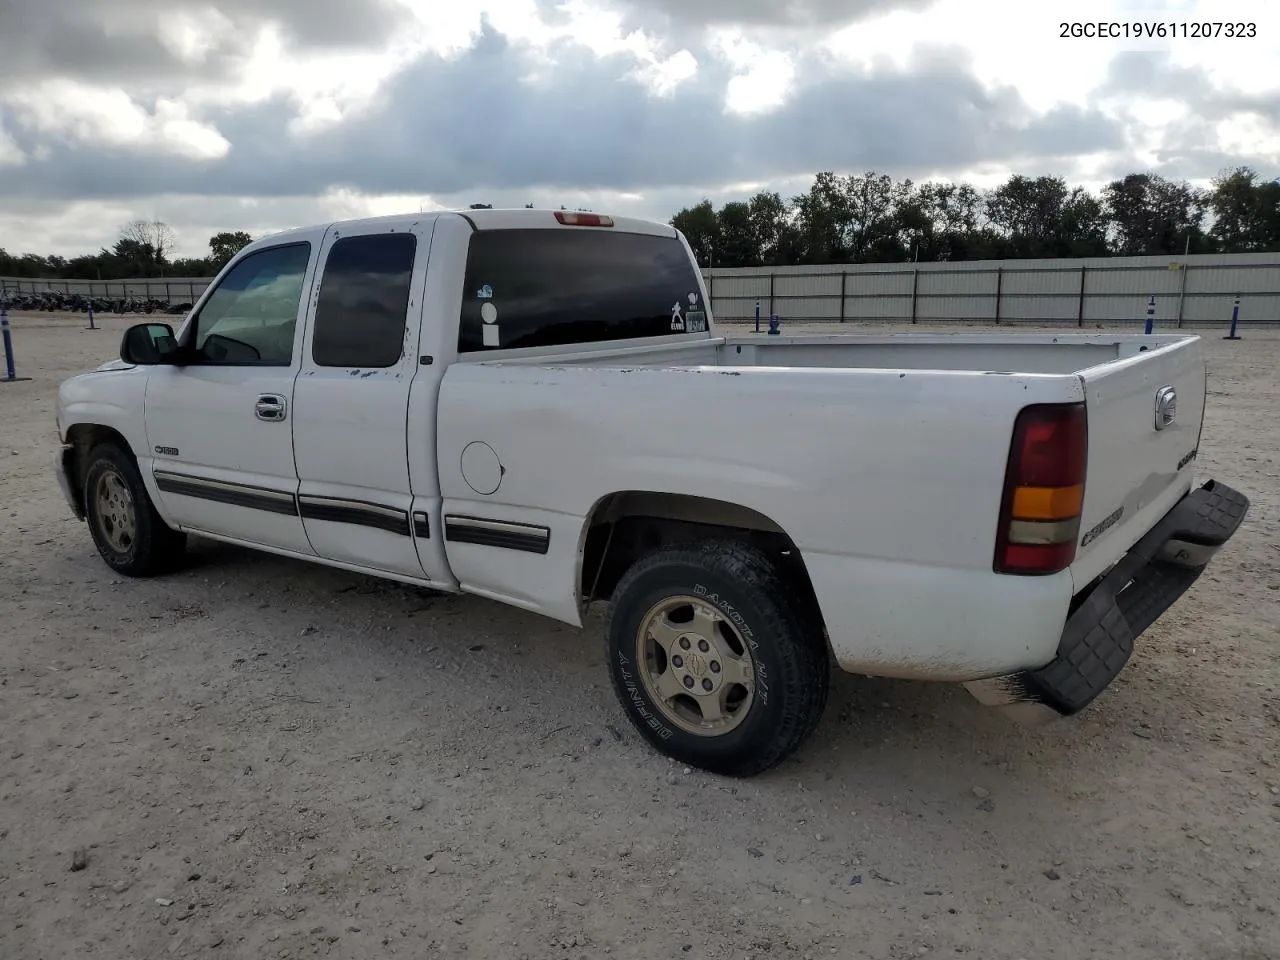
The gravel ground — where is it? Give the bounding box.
[1,312,1277,960]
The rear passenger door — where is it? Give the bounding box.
[291,222,436,581]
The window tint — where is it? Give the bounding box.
[193,243,311,365]
[458,229,708,353]
[313,233,417,368]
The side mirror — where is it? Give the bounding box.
[120,322,178,365]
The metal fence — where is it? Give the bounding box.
[6,251,1280,326]
[701,252,1280,327]
[0,276,212,303]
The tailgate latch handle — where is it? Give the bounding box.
[1154,385,1177,431]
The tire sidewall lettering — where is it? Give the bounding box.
[616,650,676,741]
[692,583,769,707]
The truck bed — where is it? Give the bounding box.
[487,331,1191,377]
[442,330,1206,681]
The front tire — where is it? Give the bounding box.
[605,539,829,777]
[82,443,186,577]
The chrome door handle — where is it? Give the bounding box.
[255,394,287,421]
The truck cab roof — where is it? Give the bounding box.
[245,208,678,254]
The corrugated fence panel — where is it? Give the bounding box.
[1001,295,1078,322]
[844,271,914,297]
[842,296,913,321]
[1182,294,1280,324]
[709,274,770,299]
[773,273,842,299]
[713,297,762,321]
[1001,268,1081,296]
[918,269,996,297]
[1083,295,1179,324]
[1185,263,1280,295]
[703,253,1280,325]
[916,293,993,320]
[783,296,844,320]
[1086,265,1183,297]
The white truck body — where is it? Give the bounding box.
[52,208,1249,775]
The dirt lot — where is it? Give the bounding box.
[1,312,1277,960]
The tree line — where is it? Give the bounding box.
[671,167,1280,268]
[0,222,254,281]
[3,167,1278,282]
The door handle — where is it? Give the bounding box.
[255,394,288,422]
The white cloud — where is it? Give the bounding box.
[0,128,25,167]
[2,0,1279,260]
[8,82,231,159]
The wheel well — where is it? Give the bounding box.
[579,492,823,621]
[64,424,134,500]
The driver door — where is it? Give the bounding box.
[143,232,326,555]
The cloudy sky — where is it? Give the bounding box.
[1,0,1278,259]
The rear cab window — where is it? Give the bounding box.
[312,233,417,368]
[457,228,708,353]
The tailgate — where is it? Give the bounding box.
[1070,337,1206,587]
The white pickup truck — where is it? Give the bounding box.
[53,208,1249,776]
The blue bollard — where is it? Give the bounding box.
[1,300,28,383]
[1144,294,1155,335]
[87,305,97,330]
[768,314,780,335]
[754,299,761,334]
[1224,295,1242,340]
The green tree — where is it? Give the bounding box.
[1207,167,1280,253]
[1103,173,1208,256]
[209,231,253,268]
[716,201,759,267]
[670,199,720,267]
[747,191,797,266]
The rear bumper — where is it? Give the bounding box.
[965,479,1249,716]
[55,445,85,520]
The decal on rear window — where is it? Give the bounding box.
[458,229,708,352]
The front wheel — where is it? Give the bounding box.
[82,443,187,577]
[605,539,829,777]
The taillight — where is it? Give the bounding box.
[994,402,1088,575]
[554,211,614,227]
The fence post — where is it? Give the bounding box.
[839,271,847,323]
[1076,265,1086,327]
[1145,294,1156,334]
[994,266,1003,324]
[910,268,919,324]
[1176,261,1189,327]
[1224,295,1242,340]
[768,272,775,318]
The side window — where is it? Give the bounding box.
[312,233,417,368]
[458,229,708,353]
[193,243,311,365]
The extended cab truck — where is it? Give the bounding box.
[53,208,1249,776]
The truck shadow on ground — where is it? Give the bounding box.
[163,536,1136,800]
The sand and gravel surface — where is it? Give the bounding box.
[1,312,1277,960]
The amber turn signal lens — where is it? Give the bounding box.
[1010,483,1085,521]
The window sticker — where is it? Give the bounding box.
[480,301,500,346]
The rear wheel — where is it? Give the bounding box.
[82,443,186,577]
[605,539,829,776]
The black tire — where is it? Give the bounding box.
[82,443,186,577]
[605,539,829,777]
